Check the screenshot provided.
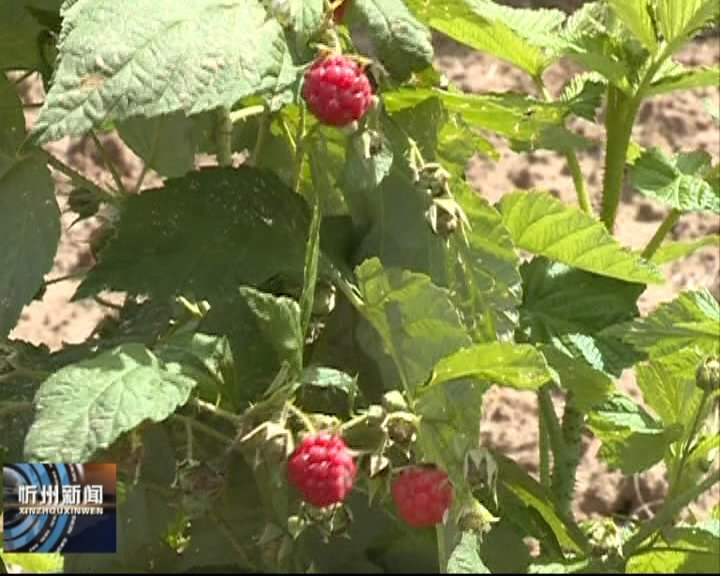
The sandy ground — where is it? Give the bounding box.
[8,5,720,526]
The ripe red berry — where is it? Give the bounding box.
[302,54,373,127]
[287,432,357,507]
[391,466,453,527]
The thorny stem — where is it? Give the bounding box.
[623,469,720,556]
[539,417,550,488]
[641,209,681,260]
[91,131,127,193]
[552,394,584,521]
[216,107,233,167]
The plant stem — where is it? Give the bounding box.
[539,414,550,488]
[436,524,448,574]
[91,131,127,193]
[624,469,720,556]
[249,106,269,166]
[532,75,591,215]
[566,151,592,214]
[171,414,233,446]
[292,106,307,194]
[670,388,711,498]
[43,150,120,205]
[641,209,681,260]
[191,397,242,424]
[552,394,584,520]
[216,106,233,167]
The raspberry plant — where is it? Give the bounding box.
[1,0,719,573]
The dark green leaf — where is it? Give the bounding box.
[116,112,198,178]
[0,75,60,339]
[300,200,321,337]
[76,166,310,303]
[202,286,303,407]
[350,0,434,81]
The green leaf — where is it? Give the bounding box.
[75,166,310,303]
[480,520,531,574]
[385,88,590,154]
[0,0,47,71]
[500,190,663,284]
[301,366,357,396]
[450,182,522,341]
[448,532,490,574]
[350,0,433,81]
[116,112,198,178]
[341,129,394,197]
[355,257,470,393]
[493,453,588,554]
[656,0,720,50]
[553,2,632,92]
[0,552,63,574]
[417,378,487,481]
[155,331,235,402]
[429,342,551,390]
[630,148,719,213]
[608,289,720,358]
[559,72,606,122]
[0,75,60,339]
[202,286,303,406]
[519,257,645,377]
[541,345,614,412]
[648,65,720,97]
[635,347,709,430]
[587,393,683,474]
[63,484,178,573]
[24,344,196,462]
[608,0,657,53]
[405,0,563,76]
[650,234,720,264]
[626,521,720,574]
[32,0,301,143]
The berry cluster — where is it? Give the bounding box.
[391,466,453,527]
[287,432,356,507]
[302,54,373,127]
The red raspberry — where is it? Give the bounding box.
[302,54,373,127]
[287,432,357,507]
[391,466,453,527]
[333,1,349,23]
